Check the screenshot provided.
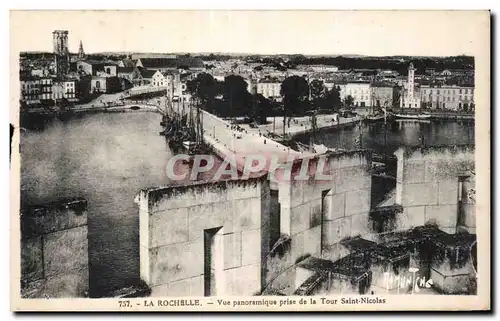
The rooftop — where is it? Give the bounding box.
[137,57,204,69]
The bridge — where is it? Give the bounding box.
[121,85,172,99]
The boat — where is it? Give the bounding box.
[182,141,197,152]
[393,113,432,120]
[364,114,385,122]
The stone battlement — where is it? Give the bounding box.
[20,198,89,298]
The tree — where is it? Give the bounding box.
[344,95,355,109]
[223,75,251,118]
[280,76,309,115]
[280,76,309,133]
[322,86,342,112]
[309,79,325,107]
[186,73,221,110]
[253,94,269,124]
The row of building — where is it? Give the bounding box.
[20,29,475,111]
[21,57,476,111]
[19,56,205,106]
[401,63,475,110]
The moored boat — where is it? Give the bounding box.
[182,140,197,152]
[393,113,432,120]
[364,114,385,122]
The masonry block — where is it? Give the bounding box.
[43,225,88,277]
[334,167,371,194]
[224,232,242,270]
[430,262,476,294]
[149,207,189,248]
[425,205,458,229]
[438,180,459,205]
[22,266,88,298]
[322,217,351,246]
[402,182,438,207]
[237,197,261,231]
[224,263,261,295]
[21,199,88,238]
[397,206,426,230]
[345,189,371,216]
[425,160,474,182]
[149,239,204,286]
[150,275,204,297]
[241,229,261,266]
[290,202,311,236]
[460,204,475,228]
[21,236,43,283]
[224,180,261,200]
[371,248,410,291]
[40,205,88,235]
[188,203,235,240]
[149,185,228,213]
[321,242,352,262]
[290,181,305,208]
[303,225,322,257]
[325,192,346,221]
[350,213,371,238]
[290,233,305,262]
[403,160,426,184]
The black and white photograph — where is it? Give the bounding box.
[10,10,490,311]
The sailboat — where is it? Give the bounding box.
[297,110,345,155]
[173,96,206,156]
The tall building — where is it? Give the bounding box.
[52,30,70,76]
[400,63,421,108]
[78,40,86,60]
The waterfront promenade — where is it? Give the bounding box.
[202,111,310,172]
[248,114,362,137]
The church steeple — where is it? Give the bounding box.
[78,40,85,59]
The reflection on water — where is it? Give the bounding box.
[20,114,475,297]
[299,119,475,156]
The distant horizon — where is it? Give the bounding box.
[20,50,474,59]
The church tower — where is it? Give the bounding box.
[78,40,86,60]
[53,30,70,76]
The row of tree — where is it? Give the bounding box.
[185,73,352,124]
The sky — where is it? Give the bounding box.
[10,10,489,56]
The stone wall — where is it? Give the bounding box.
[394,145,475,234]
[136,177,271,296]
[269,150,373,291]
[20,198,89,298]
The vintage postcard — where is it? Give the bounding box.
[10,10,490,311]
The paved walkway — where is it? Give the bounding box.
[241,114,361,138]
[202,111,308,171]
